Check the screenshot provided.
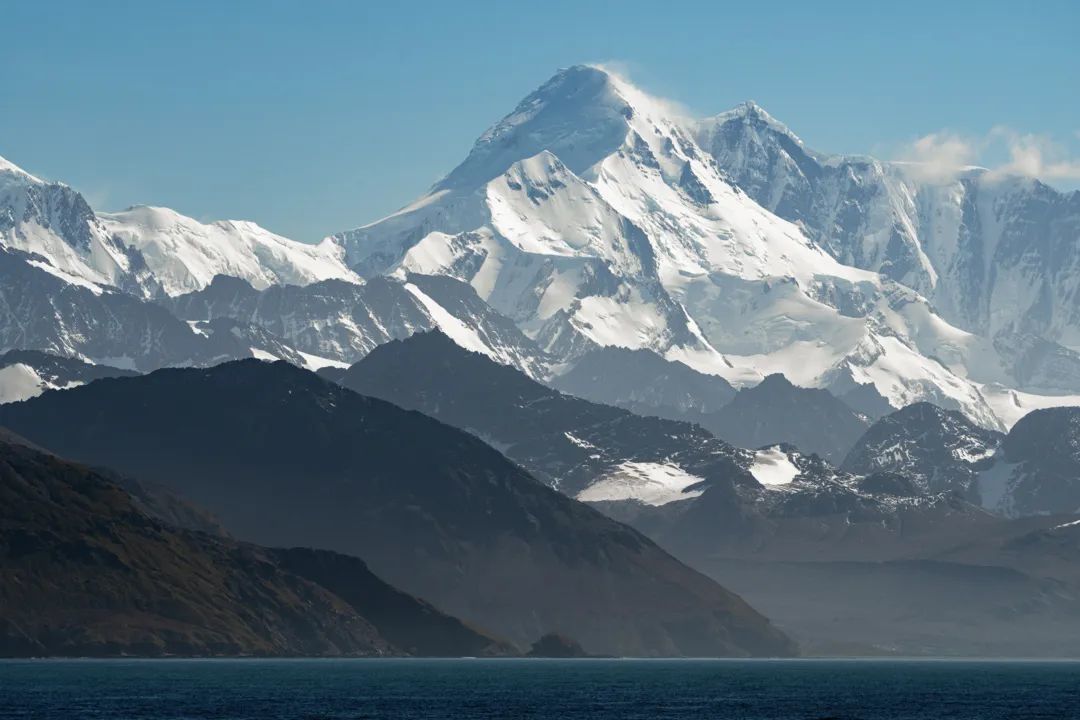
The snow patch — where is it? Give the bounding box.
[0,363,84,404]
[977,459,1018,514]
[404,283,494,358]
[25,259,105,295]
[564,432,599,451]
[576,461,704,506]
[749,446,799,487]
[297,351,349,371]
[979,383,1080,430]
[0,364,47,404]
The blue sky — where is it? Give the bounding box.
[3,0,1078,241]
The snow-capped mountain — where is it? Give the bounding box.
[1,153,544,375]
[100,205,359,296]
[332,65,1031,429]
[1,154,359,298]
[4,66,1079,434]
[696,102,1080,368]
[0,156,160,297]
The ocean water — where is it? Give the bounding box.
[1,658,1078,719]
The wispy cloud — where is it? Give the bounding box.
[896,128,1080,184]
[895,132,977,183]
[986,127,1080,181]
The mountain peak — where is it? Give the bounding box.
[434,65,662,191]
[522,64,645,106]
[707,100,803,145]
[890,400,952,421]
[755,372,798,390]
[540,64,619,92]
[734,99,767,115]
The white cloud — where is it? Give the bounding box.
[896,128,1080,184]
[986,127,1080,181]
[895,132,978,182]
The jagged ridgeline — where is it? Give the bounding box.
[4,65,1080,428]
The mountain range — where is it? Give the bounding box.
[3,63,1080,657]
[0,360,794,657]
[5,64,1080,431]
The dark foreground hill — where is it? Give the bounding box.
[0,436,508,657]
[0,360,795,657]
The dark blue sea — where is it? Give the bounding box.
[1,658,1078,719]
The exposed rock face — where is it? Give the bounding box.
[842,402,1003,501]
[698,373,870,463]
[164,272,548,376]
[989,407,1080,517]
[842,402,1080,518]
[0,249,322,372]
[0,159,160,297]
